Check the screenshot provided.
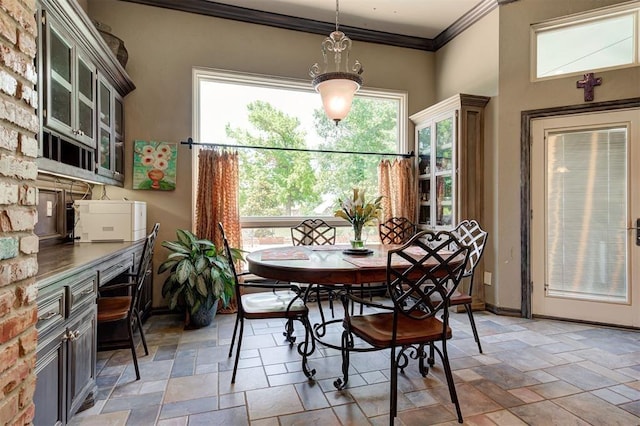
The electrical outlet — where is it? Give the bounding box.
[46,201,53,217]
[483,271,492,285]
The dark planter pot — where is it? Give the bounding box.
[187,300,218,328]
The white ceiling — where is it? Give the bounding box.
[206,0,485,39]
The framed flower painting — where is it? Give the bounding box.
[133,140,177,190]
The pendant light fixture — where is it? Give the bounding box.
[310,0,363,125]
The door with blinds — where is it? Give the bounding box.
[531,109,640,326]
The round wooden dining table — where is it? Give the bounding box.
[246,244,395,286]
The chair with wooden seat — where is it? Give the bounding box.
[450,219,488,353]
[97,223,160,380]
[378,216,417,245]
[290,218,339,329]
[335,230,470,425]
[348,217,417,313]
[220,222,315,383]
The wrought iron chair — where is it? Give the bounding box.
[450,219,488,353]
[290,219,340,331]
[97,223,160,380]
[378,216,417,245]
[348,216,417,312]
[220,223,315,383]
[335,230,470,424]
[291,218,336,246]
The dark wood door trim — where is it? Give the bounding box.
[520,97,640,318]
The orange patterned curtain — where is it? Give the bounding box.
[195,148,241,313]
[378,158,416,223]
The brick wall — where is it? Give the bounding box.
[0,0,39,424]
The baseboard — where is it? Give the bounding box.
[484,303,523,317]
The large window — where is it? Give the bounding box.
[532,2,640,80]
[193,68,408,249]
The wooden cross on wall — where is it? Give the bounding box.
[576,72,602,102]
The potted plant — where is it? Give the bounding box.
[158,229,242,328]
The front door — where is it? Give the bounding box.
[531,109,640,327]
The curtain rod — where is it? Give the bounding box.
[181,137,414,158]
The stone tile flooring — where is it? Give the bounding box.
[69,302,640,425]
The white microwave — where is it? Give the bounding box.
[74,200,147,242]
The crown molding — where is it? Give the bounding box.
[434,0,500,50]
[121,0,508,52]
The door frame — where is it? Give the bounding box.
[520,97,640,319]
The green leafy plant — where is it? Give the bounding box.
[158,229,243,315]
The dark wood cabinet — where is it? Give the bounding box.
[35,241,145,425]
[43,15,96,149]
[66,308,97,416]
[37,0,135,186]
[96,75,125,183]
[410,94,490,229]
[33,328,65,426]
[410,93,490,310]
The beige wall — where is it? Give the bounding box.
[86,0,436,307]
[434,10,500,307]
[494,0,639,309]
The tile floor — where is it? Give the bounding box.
[69,301,640,425]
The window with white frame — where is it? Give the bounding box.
[532,2,640,80]
[193,68,408,249]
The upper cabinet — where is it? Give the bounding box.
[43,19,96,148]
[38,0,135,186]
[96,75,124,182]
[410,94,490,230]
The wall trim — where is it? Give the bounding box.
[120,0,503,51]
[520,97,640,319]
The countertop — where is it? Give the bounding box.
[37,240,144,286]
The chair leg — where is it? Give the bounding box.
[134,310,149,356]
[283,319,296,345]
[128,321,140,380]
[428,342,435,366]
[228,311,241,358]
[231,317,245,384]
[440,341,463,423]
[465,303,483,353]
[389,346,398,425]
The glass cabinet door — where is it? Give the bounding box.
[76,55,94,146]
[435,117,453,173]
[49,27,72,127]
[435,116,455,227]
[45,19,96,148]
[96,77,124,183]
[114,97,124,179]
[417,125,432,226]
[98,81,111,170]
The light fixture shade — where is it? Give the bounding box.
[313,72,361,123]
[309,2,363,125]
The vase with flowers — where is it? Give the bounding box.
[335,188,383,249]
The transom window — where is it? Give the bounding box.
[532,2,640,80]
[193,68,408,249]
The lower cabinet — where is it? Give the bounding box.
[34,306,96,426]
[34,241,144,425]
[33,329,65,426]
[66,307,97,417]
